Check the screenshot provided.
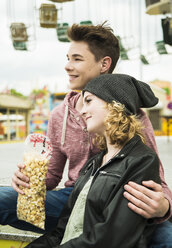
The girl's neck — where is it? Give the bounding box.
[102,142,122,166]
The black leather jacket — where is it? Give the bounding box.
[26,135,160,248]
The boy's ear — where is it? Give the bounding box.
[100,56,112,73]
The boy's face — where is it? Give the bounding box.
[65,41,103,91]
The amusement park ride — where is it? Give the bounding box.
[5,0,172,64]
[7,0,76,51]
[6,0,93,51]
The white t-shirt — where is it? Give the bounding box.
[60,176,94,245]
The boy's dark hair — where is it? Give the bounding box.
[67,22,120,73]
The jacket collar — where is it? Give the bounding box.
[113,135,141,159]
[95,135,141,165]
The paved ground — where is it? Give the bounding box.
[155,136,172,190]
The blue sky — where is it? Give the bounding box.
[0,0,172,95]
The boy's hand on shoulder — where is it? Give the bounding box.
[123,180,170,219]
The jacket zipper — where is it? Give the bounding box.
[99,171,121,178]
[91,153,122,182]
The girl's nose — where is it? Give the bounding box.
[80,105,86,117]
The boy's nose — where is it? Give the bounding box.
[65,61,73,71]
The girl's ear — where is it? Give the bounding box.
[100,56,112,73]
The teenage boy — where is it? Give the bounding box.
[1,23,172,246]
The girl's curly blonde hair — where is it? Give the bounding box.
[94,101,145,150]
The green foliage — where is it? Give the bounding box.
[31,88,47,97]
[10,89,26,98]
[163,87,170,96]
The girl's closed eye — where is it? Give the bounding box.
[85,98,91,104]
[83,93,94,106]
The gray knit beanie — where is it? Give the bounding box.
[82,73,158,115]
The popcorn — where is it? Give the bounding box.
[17,134,52,230]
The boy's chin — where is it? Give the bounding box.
[68,85,82,92]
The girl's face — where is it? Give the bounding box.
[81,92,108,134]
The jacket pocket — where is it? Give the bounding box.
[99,171,122,201]
[87,171,122,211]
